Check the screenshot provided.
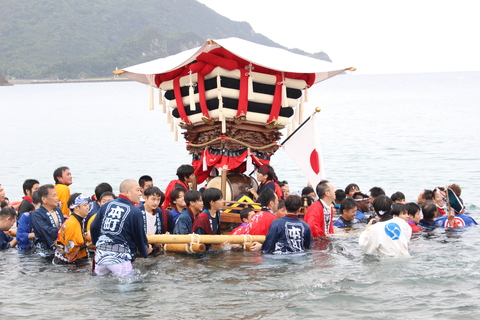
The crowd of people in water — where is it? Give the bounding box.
[0,164,476,277]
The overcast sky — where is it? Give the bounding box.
[197,0,480,74]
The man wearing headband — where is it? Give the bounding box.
[353,192,371,222]
[91,179,152,277]
[53,193,90,264]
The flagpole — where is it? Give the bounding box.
[281,108,321,146]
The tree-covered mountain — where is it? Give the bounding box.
[0,0,331,79]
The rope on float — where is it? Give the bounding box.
[187,136,278,150]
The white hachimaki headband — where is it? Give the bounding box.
[69,194,89,209]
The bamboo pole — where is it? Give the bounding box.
[164,243,206,253]
[147,234,265,244]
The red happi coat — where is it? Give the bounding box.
[304,200,334,238]
[245,209,277,236]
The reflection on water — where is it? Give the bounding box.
[2,212,480,319]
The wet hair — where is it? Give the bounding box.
[448,184,462,197]
[138,175,153,188]
[258,188,276,207]
[32,191,41,206]
[37,184,55,204]
[315,180,331,199]
[184,190,202,207]
[202,188,223,210]
[406,202,420,217]
[94,182,113,200]
[345,183,359,195]
[239,207,254,221]
[353,191,368,199]
[391,203,407,217]
[369,187,386,198]
[0,207,16,220]
[340,198,357,214]
[373,195,392,218]
[176,164,194,181]
[421,189,434,201]
[257,164,278,182]
[421,200,437,220]
[22,179,39,195]
[53,166,69,184]
[170,188,185,206]
[67,192,82,212]
[277,180,288,187]
[391,191,405,203]
[143,186,164,206]
[99,191,116,202]
[335,189,346,202]
[285,195,302,213]
[301,186,315,196]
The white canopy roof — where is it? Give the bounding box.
[115,37,355,86]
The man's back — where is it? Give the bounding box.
[246,209,276,236]
[91,197,148,260]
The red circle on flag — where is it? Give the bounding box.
[310,149,320,174]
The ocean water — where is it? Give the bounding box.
[1,71,480,318]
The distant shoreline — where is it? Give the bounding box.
[6,77,130,85]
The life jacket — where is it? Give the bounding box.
[266,180,283,200]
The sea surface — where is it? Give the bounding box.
[1,71,480,319]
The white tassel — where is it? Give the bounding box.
[217,73,223,112]
[167,107,172,124]
[246,149,253,173]
[281,73,288,108]
[304,86,309,103]
[247,64,254,100]
[222,118,226,133]
[299,94,305,124]
[202,151,208,171]
[188,71,195,111]
[159,89,166,113]
[292,109,297,130]
[149,86,154,110]
[173,119,178,141]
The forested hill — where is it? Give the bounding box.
[0,0,331,80]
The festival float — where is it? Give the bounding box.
[113,38,355,248]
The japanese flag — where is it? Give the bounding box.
[282,113,325,186]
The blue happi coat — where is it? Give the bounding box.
[262,216,313,254]
[91,197,149,264]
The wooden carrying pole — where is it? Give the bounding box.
[147,234,265,245]
[164,243,206,253]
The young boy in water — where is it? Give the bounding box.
[173,190,203,234]
[391,203,409,222]
[168,188,186,222]
[333,198,358,228]
[138,186,169,252]
[0,207,17,250]
[230,207,255,235]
